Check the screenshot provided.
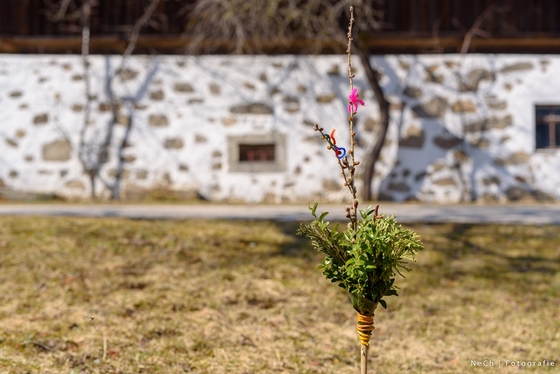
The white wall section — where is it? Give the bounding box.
[0,54,558,203]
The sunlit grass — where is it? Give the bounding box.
[0,217,558,373]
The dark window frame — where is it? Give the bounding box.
[535,105,560,149]
[227,134,286,173]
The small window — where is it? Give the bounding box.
[535,105,560,149]
[228,134,286,172]
[239,144,275,162]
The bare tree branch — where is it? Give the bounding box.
[184,0,354,54]
[78,0,97,199]
[50,0,162,200]
[121,0,161,61]
[431,18,443,53]
[53,0,72,22]
[353,44,390,201]
[108,0,161,200]
[460,4,508,54]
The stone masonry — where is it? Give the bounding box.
[0,54,559,203]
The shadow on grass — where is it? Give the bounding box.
[276,221,317,258]
[429,223,559,275]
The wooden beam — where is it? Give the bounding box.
[2,35,560,54]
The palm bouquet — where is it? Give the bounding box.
[297,7,423,373]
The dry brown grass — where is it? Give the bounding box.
[0,216,559,373]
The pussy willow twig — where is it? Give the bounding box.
[313,6,360,234]
[345,6,360,234]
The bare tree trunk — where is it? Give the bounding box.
[79,10,116,202]
[354,44,390,202]
[108,0,160,200]
[88,171,96,201]
[78,0,96,200]
[111,107,133,200]
[49,0,160,201]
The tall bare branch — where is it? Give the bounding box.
[53,0,72,22]
[353,44,390,201]
[108,0,161,200]
[121,0,161,61]
[460,4,508,54]
[78,0,97,198]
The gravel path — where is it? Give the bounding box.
[1,203,559,224]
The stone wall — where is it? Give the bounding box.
[0,54,559,203]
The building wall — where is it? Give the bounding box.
[0,54,558,203]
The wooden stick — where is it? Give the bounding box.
[361,344,368,374]
[357,312,375,374]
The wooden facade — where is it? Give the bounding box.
[2,0,560,54]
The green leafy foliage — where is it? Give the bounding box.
[297,203,423,315]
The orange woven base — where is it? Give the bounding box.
[356,312,375,347]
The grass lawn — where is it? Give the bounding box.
[0,216,558,373]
